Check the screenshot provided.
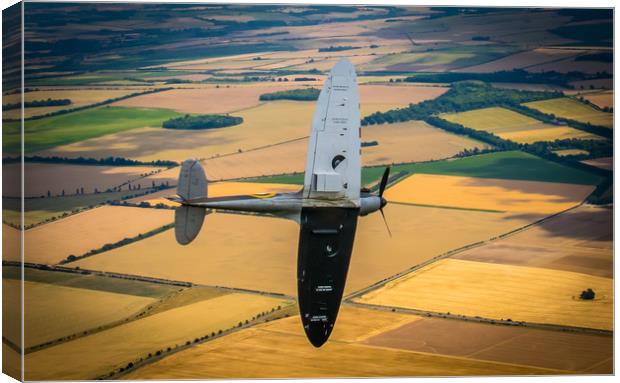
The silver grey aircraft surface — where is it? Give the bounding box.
[169,58,390,347]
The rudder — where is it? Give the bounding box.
[177,159,207,200]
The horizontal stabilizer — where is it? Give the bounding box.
[175,206,206,245]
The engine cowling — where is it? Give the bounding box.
[359,195,382,216]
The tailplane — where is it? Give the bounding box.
[175,159,208,245]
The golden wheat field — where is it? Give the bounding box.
[24,293,291,380]
[524,98,613,129]
[2,163,164,198]
[128,181,301,207]
[454,205,612,278]
[440,107,603,143]
[582,157,613,171]
[72,203,544,296]
[24,206,173,265]
[501,127,602,143]
[13,280,155,348]
[123,308,558,379]
[2,280,22,349]
[2,224,20,262]
[245,306,423,345]
[356,258,613,330]
[384,174,594,214]
[2,343,21,380]
[3,88,147,119]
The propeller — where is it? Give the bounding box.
[378,166,391,237]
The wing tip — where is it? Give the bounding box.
[332,57,355,76]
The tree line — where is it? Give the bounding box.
[3,98,71,111]
[61,223,174,264]
[162,114,243,130]
[3,155,178,167]
[318,45,360,52]
[400,69,612,88]
[259,88,320,101]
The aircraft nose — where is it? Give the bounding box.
[380,197,387,209]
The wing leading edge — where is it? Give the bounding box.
[297,58,362,347]
[303,58,361,203]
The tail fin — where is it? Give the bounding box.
[175,159,208,245]
[177,159,208,201]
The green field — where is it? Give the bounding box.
[523,98,613,128]
[3,266,182,299]
[3,106,181,154]
[3,189,157,227]
[244,151,603,186]
[388,151,603,185]
[441,107,556,134]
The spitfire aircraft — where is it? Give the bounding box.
[169,58,391,347]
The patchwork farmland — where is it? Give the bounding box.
[5,279,156,349]
[440,107,604,144]
[19,206,173,264]
[2,4,613,381]
[354,258,613,330]
[523,98,613,129]
[123,307,562,379]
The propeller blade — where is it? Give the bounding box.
[379,166,391,197]
[379,207,392,238]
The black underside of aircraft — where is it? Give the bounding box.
[297,206,359,347]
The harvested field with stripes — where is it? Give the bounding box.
[123,307,558,379]
[22,206,173,265]
[355,258,613,330]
